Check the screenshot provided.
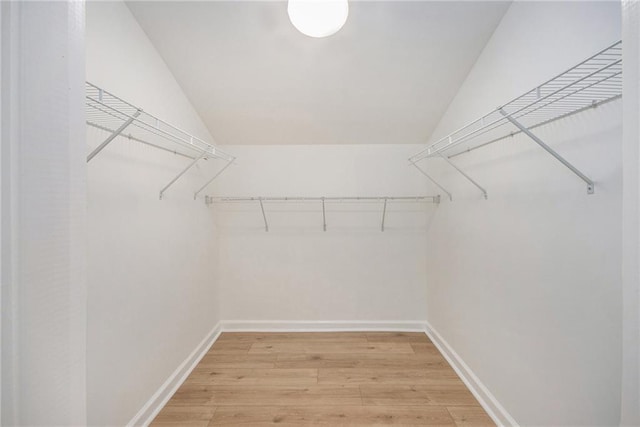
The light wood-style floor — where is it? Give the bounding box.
[151,332,495,426]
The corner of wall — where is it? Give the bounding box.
[424,322,518,427]
[127,322,223,427]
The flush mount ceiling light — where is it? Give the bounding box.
[287,0,349,38]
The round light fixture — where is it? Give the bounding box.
[287,0,349,38]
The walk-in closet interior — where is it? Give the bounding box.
[1,0,639,426]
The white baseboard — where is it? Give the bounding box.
[127,319,424,426]
[424,321,518,427]
[221,320,428,332]
[127,322,223,427]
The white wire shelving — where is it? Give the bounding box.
[85,82,235,200]
[208,195,440,232]
[409,40,623,198]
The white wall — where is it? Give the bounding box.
[422,1,623,425]
[1,1,86,425]
[86,2,225,425]
[213,144,432,323]
[621,1,640,424]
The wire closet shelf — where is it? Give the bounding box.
[209,196,440,232]
[409,40,622,197]
[85,81,235,199]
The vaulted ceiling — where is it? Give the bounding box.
[127,1,510,145]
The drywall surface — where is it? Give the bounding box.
[621,1,640,424]
[213,144,431,322]
[127,1,510,146]
[1,1,86,425]
[86,2,223,425]
[423,1,623,425]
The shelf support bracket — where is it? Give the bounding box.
[87,109,141,162]
[259,198,269,232]
[193,159,234,200]
[499,109,595,194]
[322,197,327,232]
[159,152,206,200]
[438,154,488,199]
[410,162,453,201]
[381,198,388,232]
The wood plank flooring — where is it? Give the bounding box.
[151,332,494,426]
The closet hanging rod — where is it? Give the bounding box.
[208,196,440,233]
[208,196,440,203]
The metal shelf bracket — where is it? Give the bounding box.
[194,159,235,200]
[322,198,327,232]
[259,198,269,232]
[410,161,453,201]
[87,109,141,162]
[438,154,488,199]
[159,152,206,200]
[381,198,388,232]
[499,109,595,194]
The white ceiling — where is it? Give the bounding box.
[127,1,510,145]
